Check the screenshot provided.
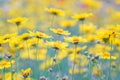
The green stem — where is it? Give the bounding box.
[51,15,55,28]
[35,38,39,79]
[89,60,92,80]
[26,41,30,65]
[16,25,19,35]
[72,44,77,80]
[10,60,13,80]
[15,48,19,80]
[108,40,112,80]
[57,62,61,75]
[78,59,82,80]
[3,67,5,80]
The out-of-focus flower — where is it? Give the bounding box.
[45,8,65,16]
[2,33,17,43]
[50,28,70,36]
[60,20,76,28]
[100,52,116,60]
[65,36,87,44]
[67,46,87,54]
[29,31,51,39]
[21,68,31,79]
[46,41,68,50]
[71,13,93,21]
[79,23,97,34]
[69,68,87,74]
[0,74,2,80]
[20,49,47,60]
[0,60,15,69]
[80,0,102,9]
[7,17,28,26]
[9,37,21,49]
[19,33,31,41]
[93,66,101,76]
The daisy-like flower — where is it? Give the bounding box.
[67,46,87,54]
[46,41,68,50]
[0,60,15,69]
[50,28,70,36]
[21,68,31,79]
[7,17,27,26]
[60,20,76,28]
[2,33,17,43]
[64,36,87,44]
[71,13,93,21]
[93,66,101,76]
[9,37,21,48]
[29,31,51,39]
[19,33,31,41]
[45,8,65,16]
[100,52,116,60]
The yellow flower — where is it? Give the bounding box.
[0,60,11,69]
[2,33,17,43]
[7,17,27,26]
[93,66,101,76]
[21,68,31,79]
[69,68,79,74]
[96,29,119,43]
[79,23,96,34]
[46,41,68,50]
[50,28,70,36]
[9,37,21,48]
[60,20,76,28]
[45,8,65,16]
[71,13,93,21]
[4,72,31,80]
[20,49,47,60]
[67,46,87,54]
[80,0,102,9]
[0,74,2,80]
[101,52,117,60]
[29,31,51,39]
[65,36,87,44]
[19,33,31,41]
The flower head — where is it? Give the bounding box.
[0,60,14,69]
[29,31,51,39]
[7,17,27,26]
[21,68,31,79]
[65,36,87,44]
[50,28,70,36]
[46,41,68,50]
[60,20,76,28]
[19,33,31,41]
[45,8,65,16]
[71,13,93,21]
[100,52,116,60]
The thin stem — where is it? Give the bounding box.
[57,61,61,75]
[51,15,55,28]
[78,58,82,80]
[108,39,113,80]
[3,67,5,80]
[35,38,39,79]
[89,60,92,80]
[10,59,13,80]
[72,44,77,80]
[16,25,19,35]
[15,49,19,80]
[26,41,30,65]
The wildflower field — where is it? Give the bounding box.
[0,0,120,80]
